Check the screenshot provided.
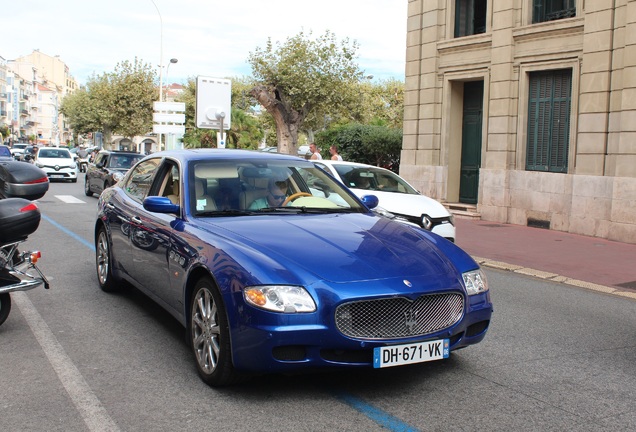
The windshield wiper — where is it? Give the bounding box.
[197,209,253,217]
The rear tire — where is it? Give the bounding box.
[96,226,119,292]
[0,293,11,326]
[84,177,93,196]
[189,277,242,386]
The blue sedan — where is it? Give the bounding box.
[94,149,492,386]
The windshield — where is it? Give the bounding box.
[0,146,11,157]
[331,164,419,195]
[39,148,72,159]
[189,158,365,216]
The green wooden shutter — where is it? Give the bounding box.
[526,69,571,172]
[550,70,571,172]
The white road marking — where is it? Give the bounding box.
[55,195,86,204]
[12,292,120,432]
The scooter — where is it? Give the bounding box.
[0,198,50,327]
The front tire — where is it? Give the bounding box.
[96,226,119,292]
[189,277,241,386]
[0,293,11,326]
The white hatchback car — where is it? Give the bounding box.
[315,160,456,242]
[35,147,79,182]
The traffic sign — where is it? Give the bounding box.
[153,102,186,112]
[153,113,186,123]
[153,125,185,135]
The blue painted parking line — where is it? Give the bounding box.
[333,390,420,432]
[42,214,95,251]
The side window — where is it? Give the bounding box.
[95,153,106,166]
[455,0,487,38]
[533,0,576,24]
[123,159,161,203]
[159,164,180,204]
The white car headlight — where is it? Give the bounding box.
[244,285,316,313]
[462,269,488,295]
[113,171,124,181]
[35,162,44,168]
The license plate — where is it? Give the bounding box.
[50,174,64,178]
[373,339,449,368]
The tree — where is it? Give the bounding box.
[61,58,156,148]
[317,123,403,171]
[248,30,363,155]
[109,59,157,140]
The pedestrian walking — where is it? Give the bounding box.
[309,143,322,160]
[329,145,343,161]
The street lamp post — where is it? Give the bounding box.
[164,58,178,101]
[150,0,164,101]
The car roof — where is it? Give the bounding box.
[316,159,393,172]
[98,149,141,155]
[37,147,71,154]
[146,148,307,163]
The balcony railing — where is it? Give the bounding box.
[20,109,29,116]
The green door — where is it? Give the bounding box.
[459,81,484,204]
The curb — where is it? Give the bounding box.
[473,256,636,301]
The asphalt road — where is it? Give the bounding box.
[0,180,634,431]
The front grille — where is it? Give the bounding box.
[335,293,464,339]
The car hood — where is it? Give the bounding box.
[350,188,450,219]
[199,213,467,284]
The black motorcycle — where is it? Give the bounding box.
[0,198,50,326]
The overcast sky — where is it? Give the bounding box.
[3,0,407,86]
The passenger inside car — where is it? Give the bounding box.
[195,178,217,212]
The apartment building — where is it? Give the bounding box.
[401,0,636,244]
[0,57,8,138]
[12,50,79,145]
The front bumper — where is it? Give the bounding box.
[42,167,78,180]
[229,289,492,373]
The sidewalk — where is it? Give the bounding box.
[454,218,636,300]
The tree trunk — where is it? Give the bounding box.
[251,85,301,155]
[102,128,113,150]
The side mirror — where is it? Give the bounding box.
[143,196,180,214]
[360,194,379,210]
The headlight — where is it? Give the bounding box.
[462,269,488,295]
[71,163,77,169]
[35,162,44,168]
[244,285,316,313]
[113,171,124,181]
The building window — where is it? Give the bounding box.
[533,0,576,24]
[526,69,572,173]
[454,0,487,38]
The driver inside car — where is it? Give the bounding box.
[248,178,289,210]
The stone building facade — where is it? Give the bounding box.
[401,0,636,244]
